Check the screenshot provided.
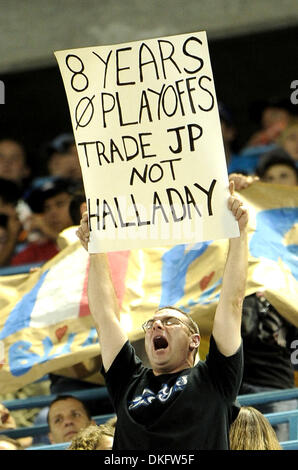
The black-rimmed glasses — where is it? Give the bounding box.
[142,316,193,334]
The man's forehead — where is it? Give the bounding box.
[0,140,24,156]
[50,398,85,415]
[154,308,183,319]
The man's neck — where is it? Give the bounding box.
[152,359,194,376]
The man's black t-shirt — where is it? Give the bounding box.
[103,337,243,450]
[103,335,243,450]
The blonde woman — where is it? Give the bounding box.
[68,424,114,450]
[230,406,282,450]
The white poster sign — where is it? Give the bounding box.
[55,31,239,252]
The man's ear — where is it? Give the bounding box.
[189,334,200,351]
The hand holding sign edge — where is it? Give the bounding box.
[228,180,248,234]
[76,211,90,251]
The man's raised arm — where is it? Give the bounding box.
[212,181,248,357]
[76,212,128,372]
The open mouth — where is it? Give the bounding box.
[153,336,168,351]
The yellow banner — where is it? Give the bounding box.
[0,183,297,393]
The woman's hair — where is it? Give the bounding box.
[229,406,282,450]
[104,415,117,429]
[68,424,114,450]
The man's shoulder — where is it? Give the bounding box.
[103,340,145,378]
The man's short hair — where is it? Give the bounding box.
[47,395,91,425]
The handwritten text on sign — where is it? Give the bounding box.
[55,31,239,252]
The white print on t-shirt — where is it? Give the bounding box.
[128,375,188,410]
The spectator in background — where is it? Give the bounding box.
[37,133,82,184]
[0,138,31,192]
[10,178,75,266]
[239,293,298,442]
[0,178,23,266]
[229,406,282,450]
[246,98,293,148]
[47,395,95,444]
[228,98,296,176]
[229,148,298,191]
[255,148,298,186]
[68,423,114,450]
[0,403,32,448]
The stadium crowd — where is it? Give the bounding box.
[0,96,297,451]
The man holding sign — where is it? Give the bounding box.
[76,180,248,450]
[57,31,248,449]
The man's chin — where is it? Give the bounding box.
[149,348,171,368]
[63,430,77,441]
